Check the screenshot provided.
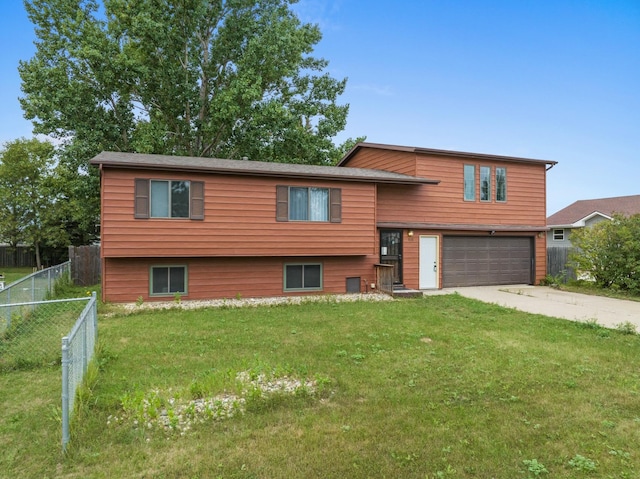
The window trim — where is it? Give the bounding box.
[149,265,188,297]
[135,178,204,220]
[463,164,476,201]
[276,185,341,223]
[553,229,565,241]
[283,263,323,291]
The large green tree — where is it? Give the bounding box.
[0,138,69,268]
[19,0,351,165]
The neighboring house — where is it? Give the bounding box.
[546,194,640,248]
[90,143,556,303]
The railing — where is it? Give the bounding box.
[62,293,98,451]
[374,263,395,295]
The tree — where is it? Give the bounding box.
[19,0,350,165]
[0,138,69,268]
[570,214,640,294]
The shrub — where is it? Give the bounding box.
[570,214,640,294]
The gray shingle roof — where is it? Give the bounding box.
[90,151,440,185]
[547,194,640,226]
[339,142,558,167]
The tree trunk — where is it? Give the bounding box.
[35,241,42,269]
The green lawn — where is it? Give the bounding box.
[2,295,640,478]
[1,267,35,286]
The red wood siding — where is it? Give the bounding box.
[341,149,417,176]
[377,157,547,227]
[100,168,376,258]
[103,256,378,303]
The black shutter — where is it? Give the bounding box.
[190,181,204,220]
[276,185,289,221]
[330,188,341,223]
[134,179,149,219]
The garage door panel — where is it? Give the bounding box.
[443,236,532,287]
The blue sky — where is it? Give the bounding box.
[2,1,639,215]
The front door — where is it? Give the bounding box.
[419,235,438,289]
[380,230,403,284]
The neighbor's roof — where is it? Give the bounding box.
[90,151,440,186]
[547,194,640,227]
[338,142,558,167]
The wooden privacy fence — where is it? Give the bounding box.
[69,245,101,286]
[547,246,576,281]
[0,246,35,268]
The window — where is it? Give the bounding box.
[150,266,187,296]
[463,165,475,201]
[134,178,204,220]
[480,166,491,202]
[553,229,565,241]
[276,186,341,222]
[284,264,322,291]
[289,187,329,221]
[151,180,190,218]
[496,167,507,202]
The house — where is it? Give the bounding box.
[90,143,556,303]
[546,194,640,248]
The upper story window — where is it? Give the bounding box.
[464,165,508,203]
[480,166,491,202]
[553,229,565,241]
[495,167,507,202]
[463,165,475,201]
[276,185,341,223]
[135,178,204,220]
[290,187,329,221]
[151,180,190,218]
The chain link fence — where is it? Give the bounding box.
[0,296,90,372]
[0,261,70,326]
[0,262,99,451]
[62,293,98,450]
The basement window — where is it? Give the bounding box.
[150,265,187,296]
[284,264,322,291]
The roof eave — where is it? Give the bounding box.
[377,222,547,232]
[339,142,558,167]
[90,158,440,186]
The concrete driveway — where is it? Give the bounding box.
[424,285,640,330]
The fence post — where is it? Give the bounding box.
[92,292,98,346]
[61,336,70,451]
[6,287,10,329]
[82,318,88,374]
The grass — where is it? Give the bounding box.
[556,279,640,302]
[1,267,35,285]
[2,294,640,478]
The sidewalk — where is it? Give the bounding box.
[424,285,640,330]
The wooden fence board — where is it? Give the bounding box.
[547,246,576,281]
[69,245,101,286]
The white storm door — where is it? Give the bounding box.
[419,236,438,289]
